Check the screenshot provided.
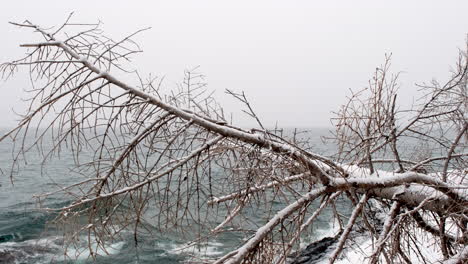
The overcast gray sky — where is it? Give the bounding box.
[0,0,467,128]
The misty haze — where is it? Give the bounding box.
[0,1,467,264]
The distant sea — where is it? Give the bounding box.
[0,127,344,264]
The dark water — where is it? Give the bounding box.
[0,127,341,263]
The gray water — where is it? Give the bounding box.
[0,127,344,264]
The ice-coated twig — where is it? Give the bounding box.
[370,201,401,264]
[328,193,369,264]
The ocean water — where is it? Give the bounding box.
[0,127,345,264]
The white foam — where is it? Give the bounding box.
[0,234,126,263]
[66,240,126,260]
[299,218,341,248]
[0,236,62,264]
[157,240,225,258]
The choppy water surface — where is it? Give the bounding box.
[0,127,342,263]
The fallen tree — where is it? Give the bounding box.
[1,15,467,263]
